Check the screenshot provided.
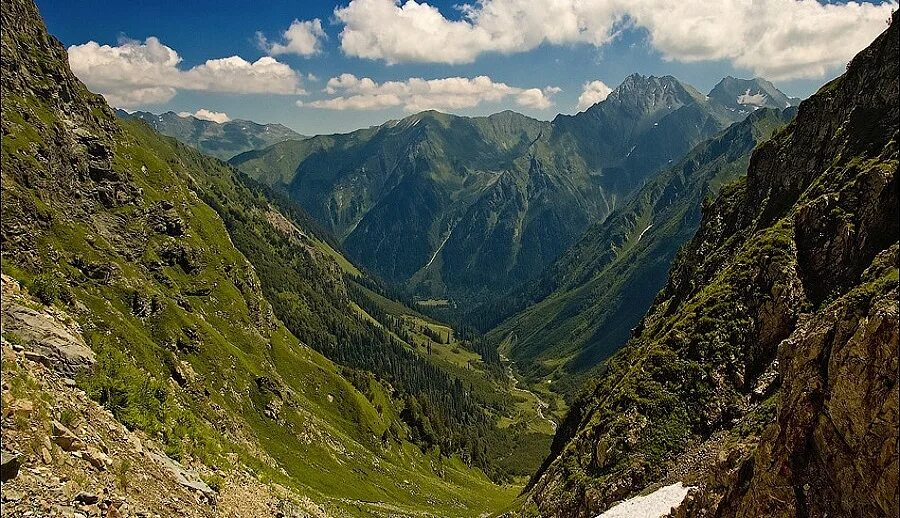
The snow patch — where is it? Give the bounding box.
[636,224,652,243]
[737,89,768,107]
[596,482,693,518]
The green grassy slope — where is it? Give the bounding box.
[0,1,521,514]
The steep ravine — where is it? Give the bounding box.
[516,11,898,518]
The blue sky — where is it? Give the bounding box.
[37,0,895,135]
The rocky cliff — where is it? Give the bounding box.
[519,11,898,518]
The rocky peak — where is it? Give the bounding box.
[708,76,798,112]
[1,0,116,137]
[598,73,701,115]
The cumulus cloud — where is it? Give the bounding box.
[333,0,895,79]
[258,19,326,56]
[301,73,558,111]
[577,80,613,111]
[68,37,305,108]
[177,109,231,123]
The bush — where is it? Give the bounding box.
[81,336,213,461]
[29,274,71,305]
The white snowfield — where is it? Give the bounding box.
[596,482,694,518]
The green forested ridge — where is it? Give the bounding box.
[520,12,898,517]
[231,76,783,306]
[154,117,550,479]
[0,0,528,514]
[484,107,796,400]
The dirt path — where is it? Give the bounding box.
[501,355,557,432]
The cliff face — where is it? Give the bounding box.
[520,12,898,518]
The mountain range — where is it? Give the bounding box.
[117,109,305,160]
[231,75,794,305]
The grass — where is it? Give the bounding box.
[2,89,523,516]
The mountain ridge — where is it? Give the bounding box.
[231,73,794,306]
[117,109,306,161]
[0,1,529,514]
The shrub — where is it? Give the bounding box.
[29,274,70,305]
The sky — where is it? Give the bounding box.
[37,0,896,136]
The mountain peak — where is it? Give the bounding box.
[708,76,798,112]
[591,73,701,116]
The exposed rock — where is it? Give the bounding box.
[148,451,216,500]
[1,451,22,482]
[73,491,100,505]
[51,420,82,451]
[1,276,95,373]
[157,242,202,274]
[82,447,112,471]
[148,202,186,237]
[71,256,117,284]
[3,398,35,418]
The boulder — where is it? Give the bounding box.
[0,300,95,374]
[51,420,82,451]
[82,447,112,471]
[148,451,216,500]
[0,452,21,482]
[73,491,99,505]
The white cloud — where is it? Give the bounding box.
[517,87,560,110]
[258,19,326,56]
[577,80,613,111]
[301,74,558,112]
[177,109,231,123]
[333,0,895,79]
[68,37,305,108]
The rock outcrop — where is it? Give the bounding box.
[519,11,898,518]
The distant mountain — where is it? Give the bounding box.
[116,109,305,160]
[232,74,789,304]
[486,106,796,396]
[522,13,897,517]
[708,76,801,114]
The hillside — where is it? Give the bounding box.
[117,110,305,161]
[0,1,529,515]
[518,12,898,517]
[486,107,796,399]
[231,76,777,304]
